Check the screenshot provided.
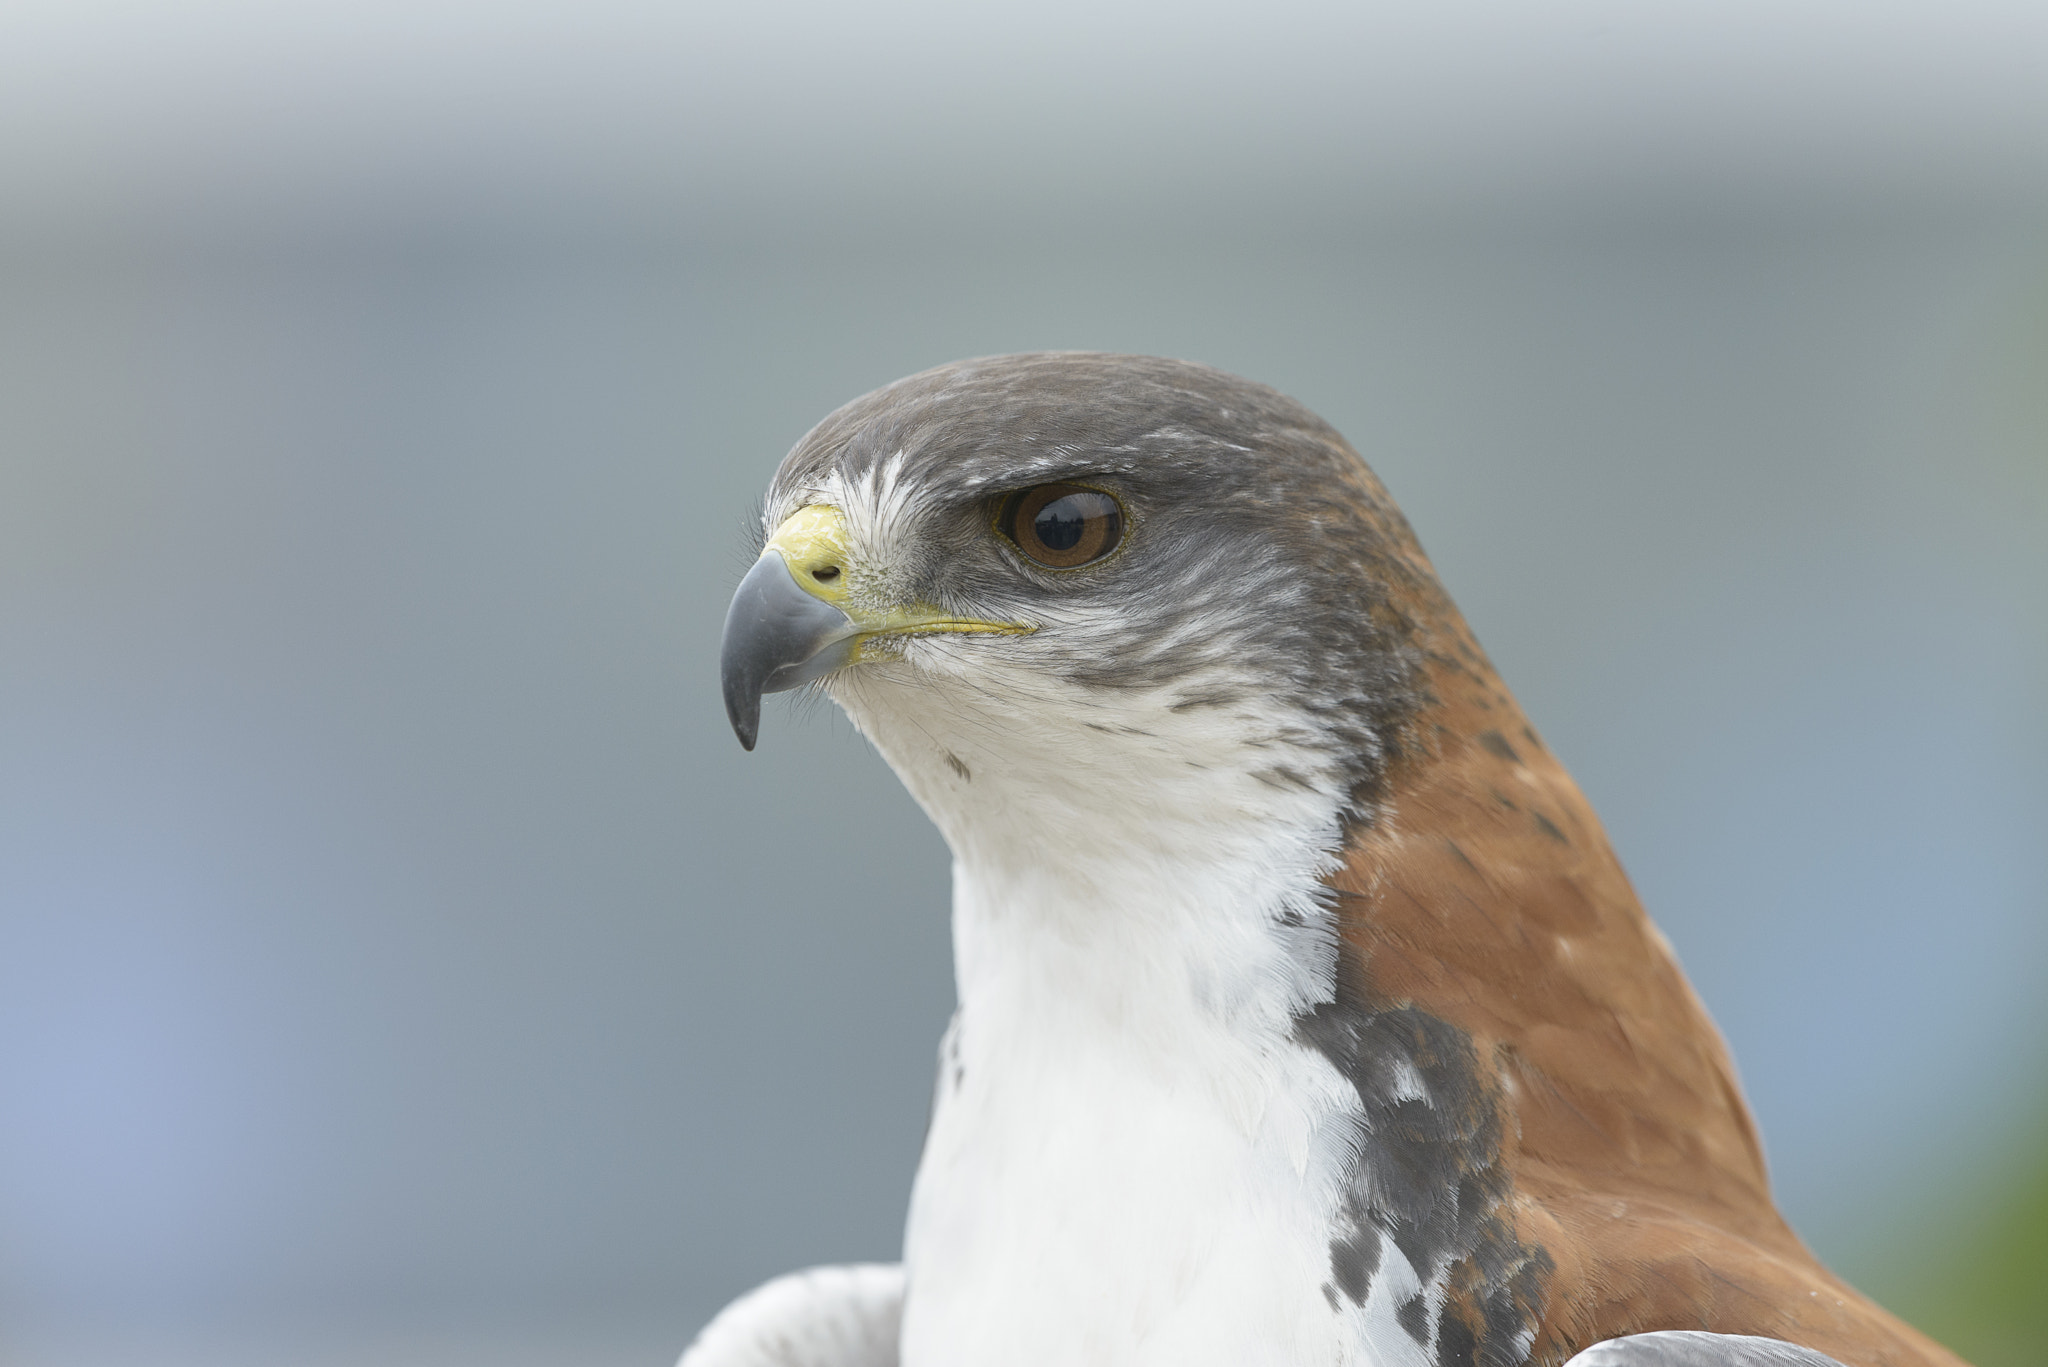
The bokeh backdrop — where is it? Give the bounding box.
[2,4,2044,1365]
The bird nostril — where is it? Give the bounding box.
[812,566,841,582]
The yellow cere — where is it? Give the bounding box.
[765,504,857,605]
[763,503,1037,651]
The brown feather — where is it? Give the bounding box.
[1328,528,1969,1367]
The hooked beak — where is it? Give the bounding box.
[718,548,858,752]
[718,505,1033,750]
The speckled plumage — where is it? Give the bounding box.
[692,354,1969,1367]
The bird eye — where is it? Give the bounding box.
[995,484,1124,569]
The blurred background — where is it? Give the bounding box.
[1,2,2044,1364]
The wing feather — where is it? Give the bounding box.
[679,1264,903,1367]
[1567,1330,1851,1366]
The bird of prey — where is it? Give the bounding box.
[697,353,1967,1367]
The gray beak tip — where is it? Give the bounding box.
[729,701,760,752]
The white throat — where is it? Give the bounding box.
[825,648,1439,1367]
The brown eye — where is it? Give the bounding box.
[996,484,1124,568]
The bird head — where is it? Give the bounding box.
[720,352,1447,872]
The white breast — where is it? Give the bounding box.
[896,857,1434,1367]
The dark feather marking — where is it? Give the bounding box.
[1328,1212,1383,1305]
[1438,1309,1479,1367]
[1532,812,1569,845]
[1294,953,1552,1365]
[1398,1292,1432,1344]
[1169,689,1241,712]
[1476,730,1520,762]
[1254,765,1317,792]
[944,751,972,781]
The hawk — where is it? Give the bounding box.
[696,353,1966,1367]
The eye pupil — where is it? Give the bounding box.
[997,483,1124,568]
[1034,499,1087,551]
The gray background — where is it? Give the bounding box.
[1,3,2045,1364]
